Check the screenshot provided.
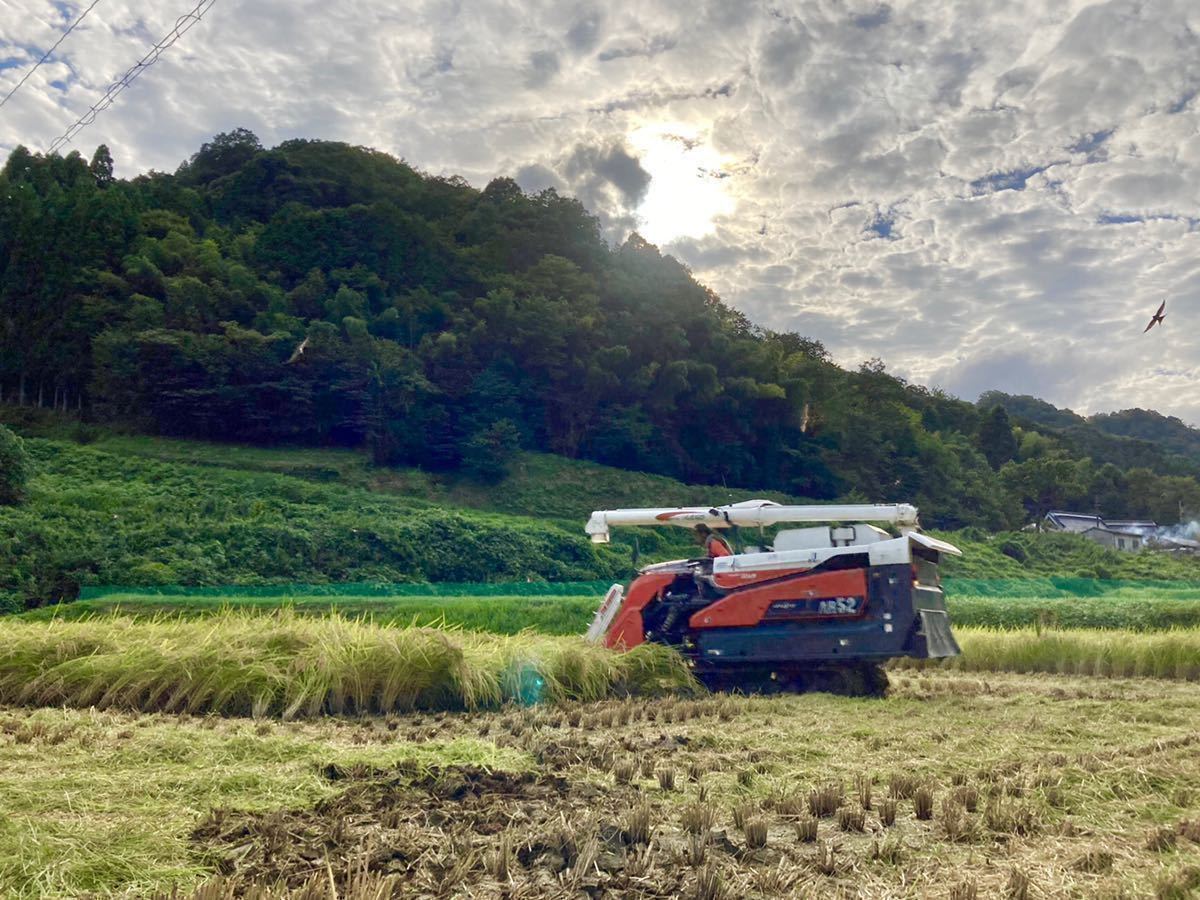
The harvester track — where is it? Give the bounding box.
[693,661,890,698]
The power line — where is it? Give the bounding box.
[0,0,105,112]
[46,0,217,155]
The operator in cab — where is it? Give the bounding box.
[694,523,733,558]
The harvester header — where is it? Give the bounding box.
[585,500,921,543]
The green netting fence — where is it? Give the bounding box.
[942,577,1200,599]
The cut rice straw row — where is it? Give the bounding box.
[0,612,695,717]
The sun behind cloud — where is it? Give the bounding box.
[629,124,736,246]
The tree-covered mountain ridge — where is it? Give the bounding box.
[979,392,1200,467]
[1,129,1198,528]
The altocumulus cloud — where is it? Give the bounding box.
[2,0,1200,423]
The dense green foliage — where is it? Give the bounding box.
[976,391,1087,431]
[1091,408,1200,463]
[0,430,795,609]
[6,134,1199,532]
[0,438,637,611]
[0,425,30,504]
[939,530,1200,580]
[0,411,801,519]
[980,392,1200,469]
[4,430,1200,612]
[976,405,1018,470]
[979,392,1200,518]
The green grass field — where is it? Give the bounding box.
[38,429,801,522]
[23,578,1200,635]
[945,579,1200,631]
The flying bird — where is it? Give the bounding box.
[1143,299,1166,333]
[286,337,309,364]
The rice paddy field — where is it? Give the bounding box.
[2,668,1199,899]
[2,579,1199,898]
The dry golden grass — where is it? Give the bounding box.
[680,802,715,836]
[913,784,935,820]
[855,771,874,810]
[836,804,867,832]
[625,800,652,845]
[612,757,636,785]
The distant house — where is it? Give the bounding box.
[1044,511,1155,552]
[1043,511,1106,534]
[1080,526,1145,552]
[1105,520,1159,537]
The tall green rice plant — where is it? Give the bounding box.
[897,627,1200,680]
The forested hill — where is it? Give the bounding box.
[978,392,1200,469]
[2,130,1199,529]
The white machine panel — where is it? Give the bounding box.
[773,524,890,551]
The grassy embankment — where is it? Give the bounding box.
[2,671,1199,898]
[5,415,1200,613]
[0,426,793,612]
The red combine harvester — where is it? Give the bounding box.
[584,501,962,695]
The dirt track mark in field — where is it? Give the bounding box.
[192,762,702,898]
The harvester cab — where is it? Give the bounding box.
[584,500,962,695]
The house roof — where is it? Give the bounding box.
[1082,526,1144,539]
[1045,511,1104,527]
[1151,536,1200,549]
[1046,511,1159,533]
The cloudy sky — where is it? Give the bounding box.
[3,0,1200,424]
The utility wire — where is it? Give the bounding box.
[0,0,104,111]
[46,0,216,154]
